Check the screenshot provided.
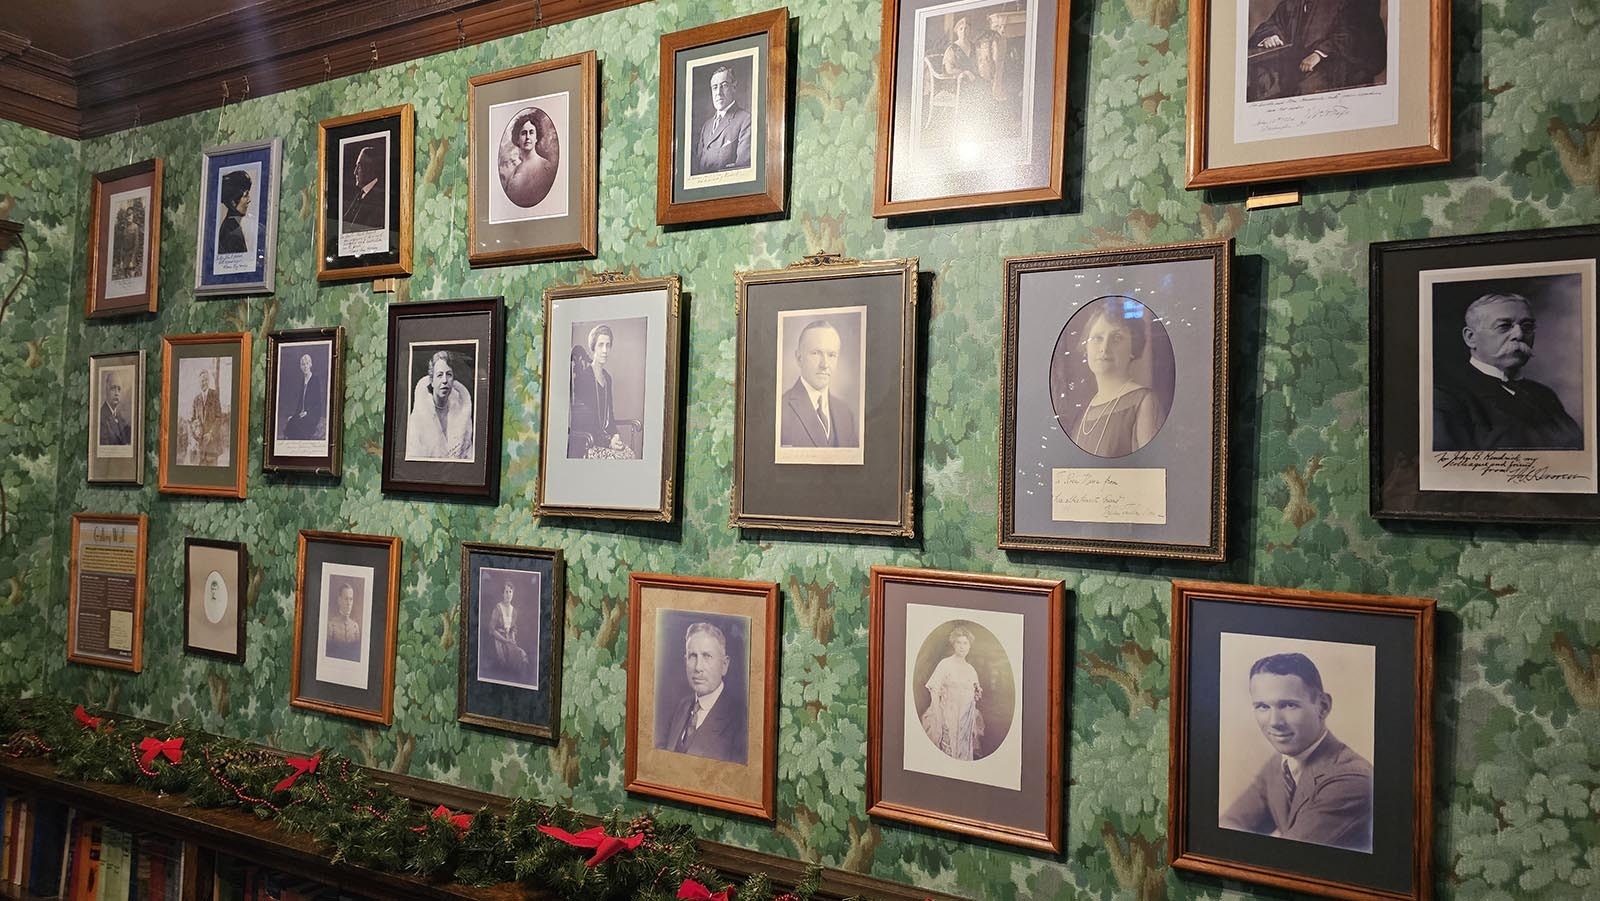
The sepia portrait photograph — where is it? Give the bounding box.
[1051,295,1176,459]
[195,138,281,295]
[626,573,777,819]
[476,566,542,691]
[160,333,249,497]
[316,563,373,689]
[292,530,399,725]
[403,340,480,464]
[337,131,389,256]
[567,316,648,460]
[184,538,246,663]
[87,160,162,316]
[106,189,151,298]
[486,93,568,224]
[274,339,333,455]
[88,351,144,485]
[684,51,757,187]
[904,609,1020,783]
[1216,633,1376,853]
[773,306,866,465]
[176,356,233,468]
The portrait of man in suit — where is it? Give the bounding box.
[655,619,747,765]
[776,312,865,463]
[1246,0,1388,102]
[96,369,132,449]
[691,63,753,176]
[340,139,388,233]
[277,346,330,445]
[1219,651,1374,852]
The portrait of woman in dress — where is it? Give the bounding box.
[920,625,985,760]
[1053,295,1175,459]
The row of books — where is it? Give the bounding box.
[1,790,185,901]
[209,857,370,901]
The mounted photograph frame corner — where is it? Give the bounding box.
[291,530,401,725]
[872,0,1070,217]
[536,272,683,521]
[656,7,790,225]
[194,137,283,296]
[733,253,919,536]
[999,239,1231,560]
[86,158,163,318]
[1168,579,1435,900]
[315,104,414,282]
[1185,0,1450,189]
[468,50,598,267]
[159,332,251,498]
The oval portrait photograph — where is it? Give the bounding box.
[911,619,1016,762]
[203,570,229,624]
[497,105,560,209]
[1050,295,1176,458]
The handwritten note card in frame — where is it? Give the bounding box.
[999,240,1232,561]
[1372,224,1600,524]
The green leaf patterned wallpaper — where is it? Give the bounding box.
[2,1,1599,898]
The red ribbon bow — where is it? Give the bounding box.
[273,753,321,793]
[410,805,473,834]
[73,705,103,730]
[536,824,646,867]
[138,736,184,766]
[677,878,734,900]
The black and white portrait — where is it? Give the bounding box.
[685,51,757,186]
[337,132,389,257]
[566,316,648,460]
[211,162,260,275]
[316,563,373,690]
[1050,296,1176,459]
[274,340,333,455]
[910,619,1016,763]
[653,610,749,765]
[908,0,1033,163]
[176,357,232,468]
[476,567,541,691]
[773,306,867,465]
[93,365,136,456]
[404,340,479,464]
[1216,633,1376,853]
[487,94,569,224]
[1245,0,1388,103]
[106,189,150,297]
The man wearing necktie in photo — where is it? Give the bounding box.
[660,622,746,764]
[694,65,753,173]
[779,319,860,449]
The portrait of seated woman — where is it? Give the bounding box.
[1050,295,1176,459]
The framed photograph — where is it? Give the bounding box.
[380,297,505,499]
[87,350,144,485]
[1168,579,1435,900]
[999,240,1232,560]
[1371,224,1600,523]
[184,538,247,663]
[85,159,162,317]
[291,530,401,725]
[872,0,1069,217]
[315,104,413,281]
[193,137,282,296]
[867,566,1064,852]
[536,272,683,520]
[458,542,566,740]
[733,254,918,535]
[467,51,598,267]
[159,332,251,498]
[263,327,346,476]
[67,512,147,672]
[624,572,778,820]
[656,8,789,225]
[1185,0,1450,189]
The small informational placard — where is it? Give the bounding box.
[1051,468,1167,524]
[70,516,145,669]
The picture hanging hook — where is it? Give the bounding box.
[241,74,250,102]
[129,106,141,162]
[218,81,229,134]
[533,0,542,25]
[323,55,331,77]
[369,41,378,71]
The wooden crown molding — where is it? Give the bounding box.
[0,0,646,139]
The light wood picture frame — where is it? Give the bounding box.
[159,332,251,498]
[85,158,162,318]
[291,530,402,725]
[67,512,148,672]
[315,104,414,282]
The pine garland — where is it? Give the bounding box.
[1,697,830,901]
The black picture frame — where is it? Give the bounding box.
[1371,224,1600,523]
[381,297,505,500]
[263,327,345,476]
[183,537,247,663]
[458,542,566,741]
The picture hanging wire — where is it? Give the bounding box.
[457,17,466,50]
[128,107,141,163]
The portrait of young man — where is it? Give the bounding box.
[653,614,748,766]
[773,307,867,465]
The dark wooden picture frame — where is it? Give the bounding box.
[1185,0,1450,189]
[536,272,683,521]
[656,8,789,225]
[381,297,505,500]
[999,240,1231,560]
[193,137,282,296]
[1371,224,1600,523]
[183,537,248,664]
[732,254,919,536]
[67,512,147,673]
[457,542,566,740]
[315,104,414,282]
[291,530,401,725]
[87,349,145,485]
[867,566,1065,852]
[624,572,779,820]
[1169,579,1435,900]
[159,332,251,499]
[467,51,598,267]
[872,0,1070,217]
[263,326,346,476]
[85,158,162,318]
